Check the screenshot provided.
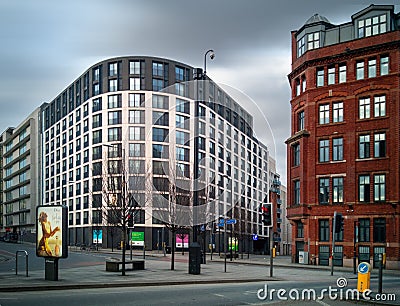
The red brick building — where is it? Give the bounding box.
[286,5,400,269]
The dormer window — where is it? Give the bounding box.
[358,14,387,38]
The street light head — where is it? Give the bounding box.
[210,52,215,60]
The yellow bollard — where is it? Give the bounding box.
[272,247,276,258]
[357,262,371,292]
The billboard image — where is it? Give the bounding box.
[131,231,144,246]
[176,234,189,248]
[36,205,68,258]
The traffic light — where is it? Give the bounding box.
[334,213,344,233]
[127,212,134,228]
[261,203,272,226]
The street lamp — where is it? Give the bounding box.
[189,49,215,275]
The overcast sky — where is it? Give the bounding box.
[0,0,398,184]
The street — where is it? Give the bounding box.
[0,280,398,306]
[0,241,399,305]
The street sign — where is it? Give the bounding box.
[200,225,205,232]
[218,222,225,227]
[252,234,258,241]
[358,262,370,274]
[226,219,237,225]
[131,231,144,246]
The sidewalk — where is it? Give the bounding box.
[0,248,398,293]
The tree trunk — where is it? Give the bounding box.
[171,228,176,270]
[122,226,126,276]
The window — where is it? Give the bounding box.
[153,144,168,158]
[175,66,185,81]
[328,66,335,85]
[152,79,163,91]
[302,76,306,92]
[93,98,102,112]
[307,32,319,50]
[153,160,168,175]
[359,98,370,119]
[298,111,305,131]
[153,111,169,126]
[176,114,189,130]
[176,147,189,162]
[129,143,144,157]
[319,104,329,124]
[130,78,141,90]
[359,219,370,242]
[152,62,164,77]
[319,220,330,241]
[293,143,300,166]
[297,221,303,238]
[358,14,387,38]
[176,98,190,114]
[332,138,343,161]
[368,58,376,78]
[359,135,370,158]
[109,79,118,92]
[92,130,102,144]
[374,95,386,117]
[129,93,144,107]
[129,110,144,124]
[176,131,189,145]
[374,174,385,202]
[332,177,343,203]
[359,175,370,202]
[108,111,121,125]
[333,102,343,123]
[317,68,324,87]
[294,180,300,205]
[109,62,118,76]
[319,139,329,163]
[152,127,169,142]
[108,127,121,141]
[319,178,329,204]
[373,218,386,243]
[108,95,121,109]
[356,61,364,80]
[380,56,389,76]
[129,127,144,141]
[129,61,141,74]
[297,36,305,57]
[339,64,346,83]
[295,79,300,96]
[152,95,168,109]
[374,133,386,158]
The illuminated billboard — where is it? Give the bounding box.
[36,205,68,258]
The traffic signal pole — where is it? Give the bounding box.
[331,211,337,276]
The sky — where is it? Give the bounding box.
[0,0,398,184]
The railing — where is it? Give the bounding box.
[15,250,28,277]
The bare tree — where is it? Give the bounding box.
[152,161,192,270]
[92,144,146,276]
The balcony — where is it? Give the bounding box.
[276,208,282,214]
[273,179,281,186]
[277,218,282,223]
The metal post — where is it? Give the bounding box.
[210,221,213,261]
[130,229,133,260]
[16,250,29,277]
[270,227,273,277]
[331,211,337,276]
[224,219,227,272]
[230,224,233,261]
[353,221,357,274]
[378,253,383,294]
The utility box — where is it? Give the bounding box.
[189,242,201,275]
[357,262,371,292]
[45,258,59,281]
[299,251,309,264]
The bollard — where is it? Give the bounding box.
[357,262,371,293]
[15,250,29,277]
[378,254,383,294]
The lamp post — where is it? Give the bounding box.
[191,50,215,272]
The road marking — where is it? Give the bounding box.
[214,293,225,298]
[316,300,331,306]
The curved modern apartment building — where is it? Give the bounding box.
[37,56,278,251]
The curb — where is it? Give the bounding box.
[0,277,279,293]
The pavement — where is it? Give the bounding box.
[0,246,399,297]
